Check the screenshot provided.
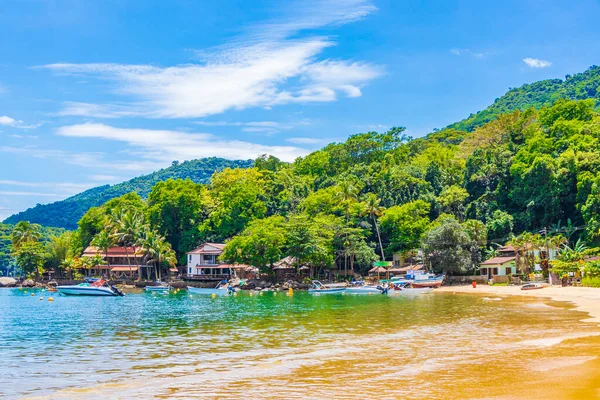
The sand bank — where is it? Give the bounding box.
[437,284,600,324]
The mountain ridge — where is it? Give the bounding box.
[3,158,253,229]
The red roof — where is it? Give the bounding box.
[83,246,143,258]
[187,243,226,255]
[111,266,140,272]
[481,256,516,266]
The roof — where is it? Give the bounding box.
[83,246,143,258]
[187,243,226,255]
[369,266,388,273]
[481,256,516,266]
[169,268,179,272]
[222,264,254,270]
[273,256,297,269]
[111,266,140,272]
[389,264,424,273]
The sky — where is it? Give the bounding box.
[1,0,600,221]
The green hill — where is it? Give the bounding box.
[3,158,253,230]
[448,65,600,131]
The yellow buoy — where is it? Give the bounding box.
[19,287,23,291]
[48,297,54,302]
[249,292,254,296]
[31,293,35,296]
[233,292,237,297]
[273,292,277,296]
[189,295,193,298]
[288,288,293,296]
[211,293,216,298]
[259,292,264,296]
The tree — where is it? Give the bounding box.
[380,200,431,255]
[45,231,73,276]
[221,216,287,273]
[147,179,207,264]
[12,241,47,277]
[111,210,146,275]
[91,230,115,270]
[436,185,469,221]
[11,221,42,250]
[335,178,360,222]
[422,217,472,274]
[485,210,514,241]
[361,193,386,260]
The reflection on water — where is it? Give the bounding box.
[1,289,600,399]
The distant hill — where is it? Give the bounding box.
[3,158,253,230]
[448,65,600,131]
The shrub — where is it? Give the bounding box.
[581,276,600,288]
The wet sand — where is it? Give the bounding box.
[437,284,600,324]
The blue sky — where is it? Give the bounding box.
[1,0,600,221]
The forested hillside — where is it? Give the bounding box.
[449,65,600,131]
[3,158,253,230]
[30,97,599,279]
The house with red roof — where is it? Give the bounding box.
[186,243,257,280]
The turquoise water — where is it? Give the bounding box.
[2,288,600,399]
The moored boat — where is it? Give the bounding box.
[344,281,382,295]
[145,281,171,292]
[308,280,346,295]
[57,280,124,296]
[386,282,433,296]
[521,282,548,290]
[188,280,235,296]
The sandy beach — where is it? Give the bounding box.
[438,284,600,324]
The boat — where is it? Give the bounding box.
[188,280,235,296]
[344,281,383,295]
[308,280,346,295]
[386,282,433,296]
[57,280,124,296]
[145,281,171,292]
[391,272,445,288]
[521,282,548,290]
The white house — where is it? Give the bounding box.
[186,243,228,276]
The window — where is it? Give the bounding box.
[492,268,498,275]
[188,254,192,263]
[480,268,488,276]
[188,267,192,274]
[505,267,512,275]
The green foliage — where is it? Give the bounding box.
[4,157,252,229]
[379,200,430,254]
[448,66,600,131]
[422,217,473,274]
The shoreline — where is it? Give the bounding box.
[437,285,600,324]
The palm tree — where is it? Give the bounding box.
[60,257,78,280]
[11,221,42,249]
[138,230,161,281]
[91,230,115,275]
[111,210,145,279]
[362,193,386,260]
[335,179,360,222]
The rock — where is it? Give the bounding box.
[47,280,58,287]
[0,277,17,287]
[259,280,268,287]
[255,287,262,291]
[34,282,45,288]
[21,279,35,288]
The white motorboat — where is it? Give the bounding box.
[145,281,171,292]
[386,282,433,296]
[344,281,382,295]
[188,281,235,296]
[390,272,445,288]
[308,280,346,295]
[57,280,124,296]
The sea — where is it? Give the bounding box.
[1,288,600,399]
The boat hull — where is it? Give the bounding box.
[187,286,230,295]
[411,278,444,288]
[344,286,382,295]
[308,287,345,295]
[57,286,118,296]
[145,286,170,292]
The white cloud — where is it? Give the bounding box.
[449,48,492,60]
[57,123,310,162]
[0,180,93,191]
[0,191,66,197]
[523,58,552,68]
[0,116,19,126]
[89,174,120,182]
[0,115,42,129]
[40,1,382,119]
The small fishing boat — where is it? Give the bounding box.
[188,280,235,296]
[344,281,382,295]
[386,282,433,296]
[308,280,346,295]
[145,281,171,292]
[521,282,548,290]
[57,280,124,296]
